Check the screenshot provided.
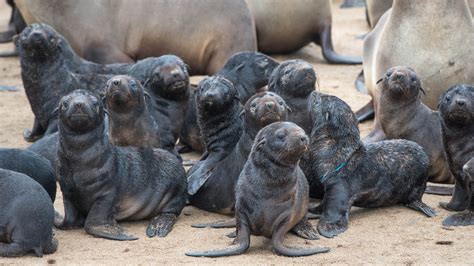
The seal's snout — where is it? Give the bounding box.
[456,99,466,106]
[74,101,84,109]
[265,101,274,110]
[113,79,121,86]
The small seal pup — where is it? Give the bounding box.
[438,84,474,215]
[55,90,187,240]
[187,76,243,195]
[269,60,316,134]
[104,75,161,148]
[307,92,436,238]
[186,122,330,257]
[190,92,289,214]
[0,169,57,257]
[377,66,454,186]
[0,148,56,202]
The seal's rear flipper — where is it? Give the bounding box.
[442,210,474,226]
[0,242,30,257]
[192,218,236,228]
[317,218,348,238]
[85,224,138,241]
[355,70,367,93]
[291,219,319,240]
[355,100,374,122]
[0,30,14,43]
[424,185,453,196]
[406,200,437,217]
[146,213,178,237]
[318,25,362,65]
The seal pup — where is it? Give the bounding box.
[104,75,161,148]
[307,92,436,238]
[269,60,316,134]
[187,76,243,195]
[186,122,330,257]
[190,92,289,214]
[377,66,454,186]
[0,169,57,257]
[438,84,474,214]
[55,90,187,240]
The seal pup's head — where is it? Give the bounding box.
[378,66,424,100]
[244,91,289,132]
[105,75,147,114]
[59,90,104,133]
[439,84,474,126]
[15,23,63,62]
[268,60,317,98]
[147,55,190,100]
[196,75,239,114]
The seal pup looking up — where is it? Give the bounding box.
[307,92,436,238]
[186,122,330,257]
[438,84,474,215]
[55,90,187,240]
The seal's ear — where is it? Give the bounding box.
[376,78,383,84]
[256,137,266,150]
[286,105,292,113]
[142,78,150,88]
[420,87,426,95]
[101,96,107,108]
[239,109,245,117]
[143,91,152,100]
[12,34,19,46]
[51,106,60,117]
[236,63,244,71]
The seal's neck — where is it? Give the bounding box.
[251,151,298,187]
[379,91,421,122]
[237,128,254,157]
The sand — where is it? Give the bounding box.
[0,0,472,264]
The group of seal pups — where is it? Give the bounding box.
[0,10,473,259]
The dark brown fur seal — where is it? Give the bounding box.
[187,76,243,195]
[438,85,474,218]
[189,92,289,214]
[307,92,436,238]
[55,90,187,240]
[378,66,454,185]
[269,59,316,134]
[0,169,57,257]
[105,75,161,148]
[186,122,330,257]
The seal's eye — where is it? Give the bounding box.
[251,103,257,108]
[62,101,69,109]
[278,101,284,105]
[276,133,286,141]
[91,102,99,109]
[410,75,417,82]
[445,95,451,102]
[386,71,393,77]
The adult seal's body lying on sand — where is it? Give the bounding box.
[15,0,257,75]
[179,51,279,153]
[55,90,187,240]
[438,85,474,222]
[0,169,57,257]
[361,0,474,142]
[187,76,243,195]
[245,0,361,64]
[0,148,56,202]
[307,92,436,238]
[377,66,454,187]
[190,92,289,214]
[186,122,330,257]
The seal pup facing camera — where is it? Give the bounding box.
[438,84,474,216]
[307,92,436,238]
[0,169,57,257]
[55,90,187,240]
[187,76,243,195]
[186,122,330,257]
[189,92,290,214]
[377,66,454,186]
[104,75,161,148]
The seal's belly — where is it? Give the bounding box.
[115,191,171,221]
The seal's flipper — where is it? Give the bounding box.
[317,218,349,239]
[54,198,85,229]
[0,85,18,91]
[439,181,470,212]
[424,185,453,196]
[146,213,178,237]
[187,165,213,195]
[292,219,319,240]
[85,224,138,241]
[308,204,324,216]
[23,118,45,142]
[272,223,329,257]
[317,184,350,238]
[355,100,375,122]
[406,200,437,217]
[355,70,367,94]
[0,242,30,257]
[0,50,17,57]
[226,231,237,238]
[442,211,474,226]
[318,24,362,65]
[306,212,321,219]
[0,30,14,43]
[192,218,236,228]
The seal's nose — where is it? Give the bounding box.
[265,101,274,109]
[29,30,45,41]
[395,72,404,80]
[456,99,466,106]
[74,102,84,108]
[113,79,121,86]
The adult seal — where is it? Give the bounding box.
[269,60,316,134]
[187,76,243,195]
[186,122,330,257]
[0,169,57,257]
[377,66,454,186]
[15,0,257,75]
[190,92,289,214]
[438,84,474,218]
[361,0,474,142]
[0,148,56,202]
[245,0,361,64]
[55,90,187,240]
[307,92,436,238]
[104,75,161,148]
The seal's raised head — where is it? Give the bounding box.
[379,66,423,100]
[105,75,145,112]
[196,76,238,114]
[222,52,279,83]
[439,84,474,126]
[254,122,309,165]
[269,60,316,98]
[16,23,62,60]
[244,92,289,129]
[148,55,189,100]
[59,90,103,133]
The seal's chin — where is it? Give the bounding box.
[259,113,281,126]
[109,91,132,106]
[65,113,94,131]
[446,110,472,124]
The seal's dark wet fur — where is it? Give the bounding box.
[306,92,435,238]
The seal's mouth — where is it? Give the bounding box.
[108,90,132,105]
[172,81,186,89]
[446,109,471,123]
[259,112,281,125]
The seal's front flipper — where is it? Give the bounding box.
[406,200,437,217]
[355,100,375,123]
[23,118,45,142]
[424,185,453,196]
[54,197,85,229]
[442,211,474,227]
[439,181,470,212]
[317,184,350,238]
[85,223,138,241]
[187,164,213,195]
[292,219,319,240]
[317,217,349,239]
[192,218,236,228]
[0,242,30,257]
[146,213,178,237]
